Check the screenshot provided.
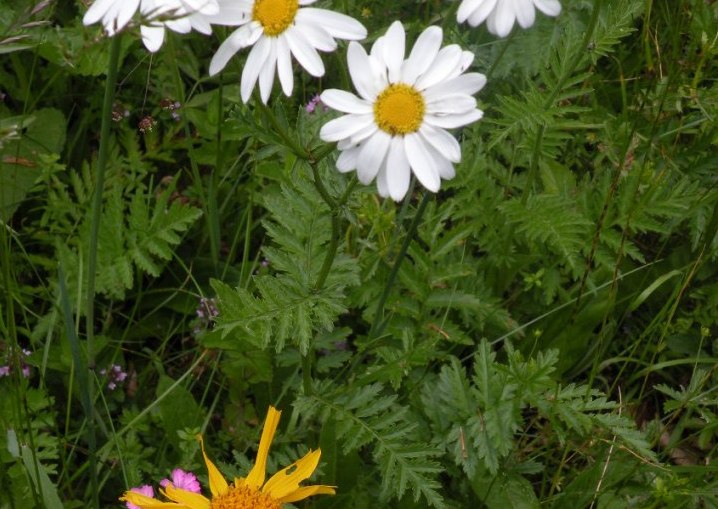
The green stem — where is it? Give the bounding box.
[85,34,121,509]
[311,171,356,291]
[310,162,337,209]
[370,191,432,338]
[314,213,341,292]
[255,100,310,159]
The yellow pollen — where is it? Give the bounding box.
[252,0,299,36]
[211,485,280,509]
[373,83,425,135]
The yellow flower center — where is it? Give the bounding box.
[373,83,425,135]
[252,0,299,36]
[211,485,280,509]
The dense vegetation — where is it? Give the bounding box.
[1,0,717,507]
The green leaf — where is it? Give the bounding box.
[1,108,66,221]
[20,445,64,509]
[156,375,203,445]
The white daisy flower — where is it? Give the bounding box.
[207,0,367,103]
[457,0,561,37]
[319,21,486,201]
[83,0,219,52]
[139,0,219,51]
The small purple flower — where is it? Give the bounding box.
[160,468,201,494]
[0,348,32,378]
[100,364,128,391]
[196,297,219,320]
[305,94,326,114]
[126,485,154,509]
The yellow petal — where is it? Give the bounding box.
[196,434,229,497]
[162,485,211,509]
[277,484,337,504]
[120,491,185,508]
[262,448,322,500]
[245,406,282,490]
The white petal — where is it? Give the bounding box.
[296,22,337,52]
[337,138,354,150]
[296,8,367,40]
[347,41,381,101]
[426,94,477,115]
[385,136,411,201]
[180,0,219,15]
[276,36,294,96]
[241,37,271,102]
[383,21,405,83]
[209,24,256,75]
[140,24,165,52]
[320,90,371,114]
[457,0,484,23]
[285,27,325,77]
[487,1,516,37]
[376,166,390,197]
[206,3,251,25]
[336,146,360,172]
[405,132,440,192]
[348,122,378,145]
[357,130,391,185]
[515,0,536,28]
[427,147,456,180]
[534,0,562,16]
[424,109,483,129]
[258,38,277,103]
[401,26,443,85]
[165,17,192,34]
[427,143,456,180]
[466,0,498,27]
[423,73,487,102]
[419,124,461,163]
[83,0,123,25]
[319,114,375,142]
[414,45,462,91]
[188,14,213,34]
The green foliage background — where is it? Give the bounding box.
[1,0,717,508]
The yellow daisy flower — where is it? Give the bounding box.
[121,406,335,509]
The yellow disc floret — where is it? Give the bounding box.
[252,0,299,36]
[210,484,281,509]
[373,83,425,135]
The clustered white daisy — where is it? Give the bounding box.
[457,0,562,37]
[319,21,486,201]
[207,0,367,103]
[83,0,563,200]
[83,0,220,52]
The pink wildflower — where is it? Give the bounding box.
[126,485,154,509]
[159,468,201,494]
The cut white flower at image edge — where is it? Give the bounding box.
[457,0,561,38]
[83,0,219,52]
[207,0,367,103]
[319,21,486,201]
